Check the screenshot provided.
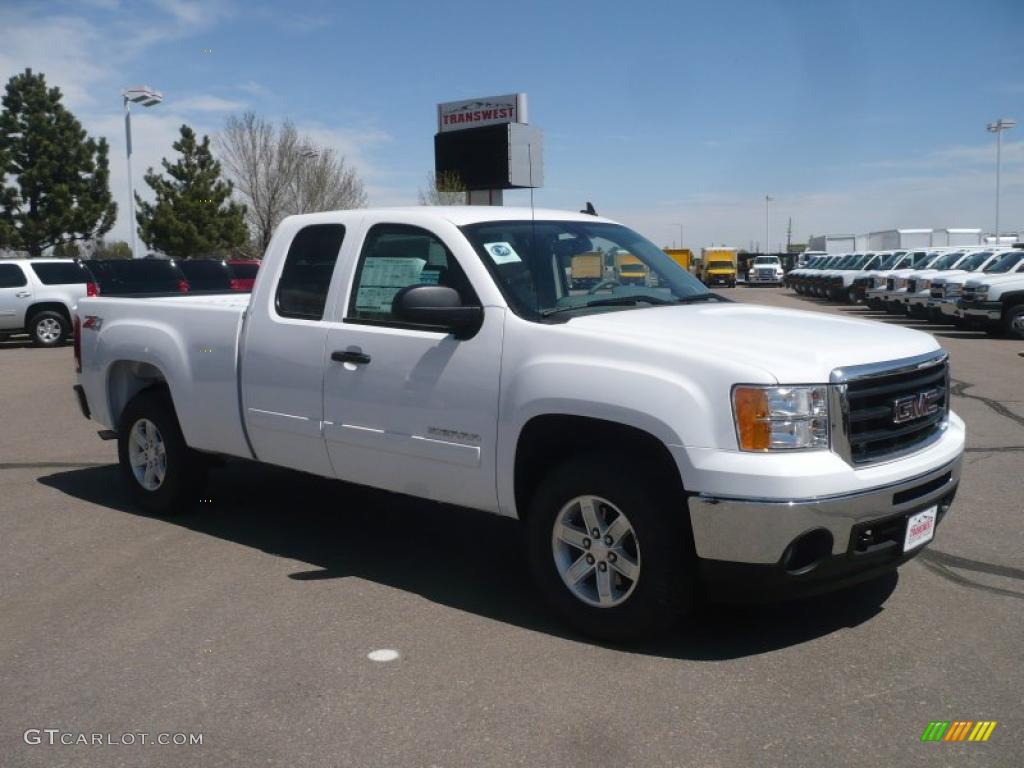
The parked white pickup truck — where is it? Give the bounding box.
[73,207,965,639]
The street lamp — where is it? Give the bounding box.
[765,195,774,254]
[986,118,1016,246]
[122,85,163,258]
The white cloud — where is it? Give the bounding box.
[0,11,110,109]
[174,95,248,112]
[237,80,271,98]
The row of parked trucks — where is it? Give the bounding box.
[569,247,740,289]
[785,245,1024,338]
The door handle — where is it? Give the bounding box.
[15,291,31,298]
[331,350,371,365]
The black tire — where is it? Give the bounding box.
[29,310,68,347]
[1003,304,1024,340]
[117,389,207,515]
[525,453,695,641]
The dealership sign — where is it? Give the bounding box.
[437,93,527,133]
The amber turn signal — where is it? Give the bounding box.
[733,387,772,451]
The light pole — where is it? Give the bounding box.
[122,86,163,258]
[987,118,1016,246]
[765,195,774,254]
[674,223,684,250]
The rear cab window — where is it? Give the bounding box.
[275,224,346,320]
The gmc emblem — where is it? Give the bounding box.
[892,389,941,424]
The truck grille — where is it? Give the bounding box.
[907,279,918,293]
[886,277,896,291]
[930,286,943,299]
[757,268,773,279]
[832,353,950,465]
[962,286,979,302]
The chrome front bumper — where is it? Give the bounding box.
[688,455,961,564]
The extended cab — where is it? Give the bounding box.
[73,208,965,639]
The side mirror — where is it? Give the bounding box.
[392,285,483,338]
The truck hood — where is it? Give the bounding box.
[565,302,939,383]
[965,273,1024,287]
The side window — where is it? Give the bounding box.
[30,262,89,285]
[275,224,346,320]
[0,264,28,288]
[347,224,476,323]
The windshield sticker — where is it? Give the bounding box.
[484,242,521,265]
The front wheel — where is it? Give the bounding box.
[1003,305,1024,339]
[526,454,694,641]
[118,390,208,514]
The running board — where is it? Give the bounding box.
[97,430,118,441]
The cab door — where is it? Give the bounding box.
[321,220,503,512]
[0,263,32,331]
[240,221,352,477]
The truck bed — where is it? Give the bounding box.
[76,292,253,459]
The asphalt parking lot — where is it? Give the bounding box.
[1,286,1022,768]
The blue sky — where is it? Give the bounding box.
[2,0,1023,249]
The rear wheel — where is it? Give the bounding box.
[1003,304,1024,340]
[29,310,67,347]
[117,390,207,514]
[526,453,694,641]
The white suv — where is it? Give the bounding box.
[0,259,96,347]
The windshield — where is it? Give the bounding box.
[984,251,1024,273]
[753,257,778,265]
[460,220,716,319]
[931,252,964,270]
[957,251,993,272]
[876,254,899,269]
[841,255,868,269]
[707,261,734,269]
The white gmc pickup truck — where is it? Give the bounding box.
[73,207,965,639]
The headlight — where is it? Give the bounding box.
[974,285,989,296]
[921,279,931,290]
[895,278,907,289]
[732,386,830,451]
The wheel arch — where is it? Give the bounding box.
[512,414,686,523]
[26,301,72,328]
[999,290,1024,310]
[107,360,174,431]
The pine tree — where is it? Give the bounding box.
[135,124,247,258]
[0,69,117,256]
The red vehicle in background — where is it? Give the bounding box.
[226,259,260,291]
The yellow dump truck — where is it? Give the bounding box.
[614,252,648,285]
[663,248,694,272]
[699,247,738,287]
[570,252,604,289]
